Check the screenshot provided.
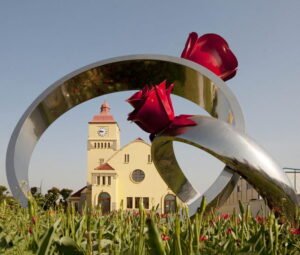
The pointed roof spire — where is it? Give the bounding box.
[100,101,110,113]
[89,101,116,123]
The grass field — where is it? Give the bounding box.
[0,197,300,255]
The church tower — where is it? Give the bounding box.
[87,101,120,185]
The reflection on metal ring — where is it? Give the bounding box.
[6,55,244,209]
[152,115,299,220]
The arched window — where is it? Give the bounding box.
[98,192,110,214]
[164,194,176,213]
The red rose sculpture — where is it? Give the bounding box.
[181,32,238,81]
[127,81,196,138]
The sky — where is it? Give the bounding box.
[1,1,300,195]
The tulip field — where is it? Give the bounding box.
[0,198,300,255]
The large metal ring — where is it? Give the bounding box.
[6,55,244,207]
[151,115,298,219]
[152,115,299,220]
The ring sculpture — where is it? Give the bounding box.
[152,116,299,220]
[6,55,298,220]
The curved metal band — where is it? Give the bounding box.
[152,115,299,220]
[6,55,244,207]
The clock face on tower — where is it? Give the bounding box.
[97,127,107,137]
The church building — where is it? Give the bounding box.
[69,102,178,214]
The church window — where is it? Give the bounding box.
[98,192,110,214]
[124,154,130,163]
[131,169,145,183]
[164,194,176,213]
[143,197,149,209]
[94,142,97,148]
[102,176,106,185]
[135,197,141,208]
[108,143,111,148]
[108,176,111,185]
[134,197,149,209]
[97,176,101,185]
[104,142,107,148]
[237,185,241,192]
[127,197,133,208]
[101,143,103,149]
[148,154,152,163]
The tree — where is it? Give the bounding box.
[0,185,18,207]
[58,188,73,209]
[30,186,45,207]
[30,187,38,196]
[43,187,61,210]
[60,189,73,203]
[0,185,8,199]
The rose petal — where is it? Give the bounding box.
[181,32,238,81]
[155,81,174,120]
[169,114,197,128]
[166,82,175,114]
[126,90,144,108]
[181,32,198,58]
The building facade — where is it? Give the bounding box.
[69,102,178,214]
[219,173,300,215]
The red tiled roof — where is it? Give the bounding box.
[90,115,115,123]
[135,137,145,142]
[89,101,116,123]
[95,163,115,170]
[70,186,87,197]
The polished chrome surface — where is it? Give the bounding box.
[6,54,244,207]
[152,115,299,220]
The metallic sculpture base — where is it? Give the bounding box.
[152,115,299,220]
[6,55,244,208]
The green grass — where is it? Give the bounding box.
[0,198,300,255]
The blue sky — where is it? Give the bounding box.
[1,1,300,194]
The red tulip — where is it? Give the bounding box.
[181,32,238,81]
[220,213,230,220]
[31,216,36,225]
[226,228,233,235]
[199,235,208,241]
[290,228,300,235]
[161,234,171,241]
[127,80,196,136]
[255,215,265,224]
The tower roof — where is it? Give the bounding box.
[89,101,116,123]
[94,163,115,170]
